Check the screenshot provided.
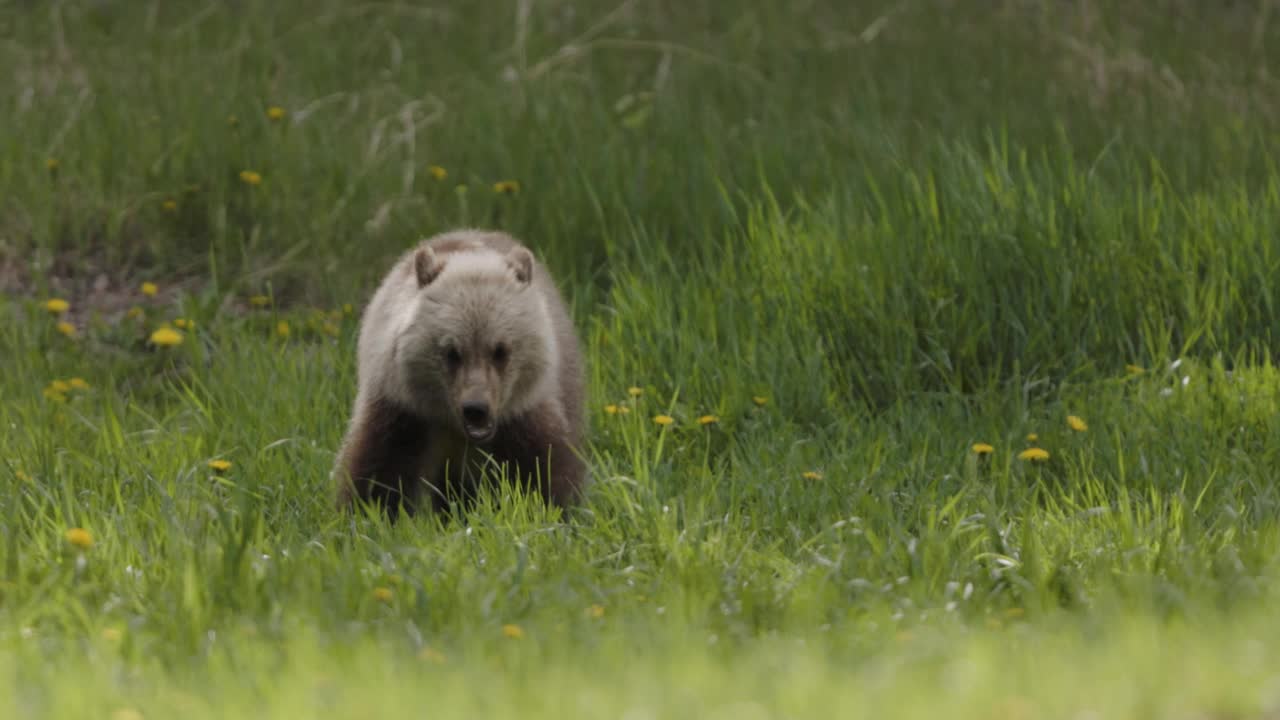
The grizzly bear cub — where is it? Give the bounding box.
[333,229,587,519]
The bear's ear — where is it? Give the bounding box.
[506,247,533,286]
[414,246,445,287]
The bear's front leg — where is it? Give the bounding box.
[335,396,433,519]
[492,404,587,511]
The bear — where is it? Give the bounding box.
[332,228,587,520]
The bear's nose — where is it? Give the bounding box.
[461,401,491,428]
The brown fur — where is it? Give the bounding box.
[333,229,587,520]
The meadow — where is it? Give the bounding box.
[3,1,1280,717]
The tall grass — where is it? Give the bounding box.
[3,1,1280,717]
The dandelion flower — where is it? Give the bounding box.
[161,199,177,212]
[208,459,232,472]
[604,404,619,415]
[15,470,31,483]
[502,624,524,639]
[276,321,290,338]
[126,306,145,320]
[373,587,393,603]
[49,379,71,394]
[652,414,674,426]
[248,294,271,307]
[627,386,644,397]
[697,415,719,425]
[65,527,93,550]
[56,321,77,338]
[239,170,262,186]
[1018,447,1050,462]
[343,303,354,316]
[173,318,193,330]
[802,470,823,480]
[42,387,67,403]
[68,377,89,390]
[1025,433,1039,443]
[752,396,768,406]
[586,604,605,619]
[46,158,60,171]
[493,180,520,194]
[148,326,184,347]
[266,106,287,121]
[44,298,70,314]
[971,443,994,455]
[141,281,158,296]
[428,165,448,181]
[1067,415,1088,432]
[418,647,447,663]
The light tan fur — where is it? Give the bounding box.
[334,229,587,517]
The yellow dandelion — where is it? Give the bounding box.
[148,326,184,347]
[652,414,675,426]
[604,404,619,415]
[276,321,290,338]
[752,396,768,406]
[343,303,354,315]
[373,587,394,603]
[1025,433,1039,443]
[126,306,145,320]
[266,106,287,121]
[65,527,93,550]
[428,165,448,180]
[42,387,67,403]
[68,377,89,390]
[44,298,70,314]
[173,318,193,330]
[15,470,31,483]
[49,379,71,394]
[1018,447,1050,462]
[239,170,262,186]
[1067,415,1088,432]
[207,459,232,472]
[493,180,520,194]
[101,627,123,642]
[248,294,271,307]
[971,443,994,455]
[802,470,823,480]
[418,646,447,664]
[697,415,719,425]
[161,199,177,212]
[56,321,76,338]
[586,604,605,619]
[1126,364,1145,375]
[46,158,60,171]
[502,624,524,639]
[627,386,644,397]
[141,281,158,296]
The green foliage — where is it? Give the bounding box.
[3,0,1280,717]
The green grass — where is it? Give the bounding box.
[4,0,1280,717]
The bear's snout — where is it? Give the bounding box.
[461,400,494,441]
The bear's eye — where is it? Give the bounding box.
[492,343,509,365]
[445,347,462,368]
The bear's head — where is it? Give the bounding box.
[397,243,556,443]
